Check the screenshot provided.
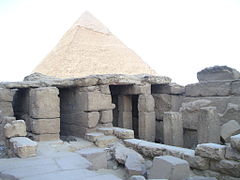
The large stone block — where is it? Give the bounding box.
[210,159,240,177]
[77,148,107,170]
[185,81,231,97]
[29,133,59,141]
[61,111,99,128]
[118,95,132,111]
[155,120,163,143]
[163,112,183,147]
[9,137,37,158]
[230,134,240,151]
[198,107,220,144]
[100,110,113,124]
[30,118,60,134]
[29,87,60,119]
[149,156,190,180]
[182,153,209,170]
[118,111,132,129]
[0,102,14,116]
[113,127,134,139]
[231,80,240,95]
[153,94,183,120]
[61,123,95,137]
[225,146,240,161]
[195,143,226,160]
[4,120,27,138]
[120,84,151,95]
[125,153,146,176]
[221,120,240,142]
[151,83,185,95]
[138,94,154,112]
[197,66,240,82]
[219,103,240,125]
[183,128,198,149]
[0,88,13,102]
[139,112,155,141]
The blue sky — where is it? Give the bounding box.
[0,0,240,85]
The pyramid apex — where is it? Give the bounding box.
[74,11,111,34]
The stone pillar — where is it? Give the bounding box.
[138,94,155,141]
[118,95,132,129]
[0,88,14,117]
[198,107,220,144]
[29,87,60,141]
[163,112,183,147]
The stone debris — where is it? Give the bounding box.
[221,120,240,142]
[4,120,27,138]
[77,147,107,170]
[113,127,134,139]
[130,175,146,180]
[195,143,226,160]
[9,137,37,158]
[97,127,114,135]
[149,155,190,180]
[85,132,105,142]
[95,135,118,148]
[230,134,240,151]
[125,153,146,176]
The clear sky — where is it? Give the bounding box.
[0,0,240,85]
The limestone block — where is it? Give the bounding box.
[225,146,240,161]
[118,95,132,111]
[100,110,113,124]
[61,124,96,137]
[120,84,151,95]
[4,120,27,138]
[231,80,240,95]
[100,85,111,94]
[30,118,60,134]
[118,111,132,129]
[138,94,154,112]
[221,120,240,142]
[210,159,240,177]
[151,83,185,95]
[153,94,183,120]
[195,143,226,160]
[156,120,164,143]
[0,102,14,116]
[0,116,16,141]
[185,81,231,97]
[29,87,60,119]
[77,92,113,111]
[97,127,114,135]
[197,66,240,82]
[219,104,240,125]
[230,134,240,151]
[185,177,217,180]
[149,156,190,180]
[198,107,220,144]
[77,148,107,170]
[61,111,99,128]
[85,132,105,142]
[163,112,183,147]
[9,137,37,158]
[139,112,155,142]
[0,88,13,101]
[182,153,209,170]
[124,139,143,151]
[130,176,146,180]
[113,127,134,139]
[95,136,118,148]
[29,133,59,141]
[125,153,146,176]
[183,128,198,149]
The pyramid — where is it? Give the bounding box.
[33,11,157,78]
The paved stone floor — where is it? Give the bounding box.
[0,139,125,180]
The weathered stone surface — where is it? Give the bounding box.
[182,153,209,170]
[125,153,146,176]
[195,143,226,160]
[149,156,190,180]
[97,127,114,135]
[118,95,132,111]
[138,94,154,112]
[156,120,164,143]
[153,94,183,120]
[95,136,117,148]
[124,139,143,151]
[113,127,134,139]
[85,132,105,142]
[24,72,59,81]
[185,81,231,97]
[151,83,185,95]
[30,118,60,134]
[77,148,107,170]
[99,85,111,94]
[100,110,113,124]
[0,88,13,101]
[29,87,60,119]
[183,128,198,149]
[130,175,146,180]
[210,159,240,177]
[61,124,96,137]
[225,146,240,161]
[181,99,212,112]
[163,112,183,147]
[198,107,220,144]
[120,84,151,95]
[61,112,99,128]
[231,80,240,95]
[197,66,240,82]
[230,134,240,151]
[185,177,217,180]
[4,120,27,138]
[139,112,155,141]
[29,133,59,141]
[9,137,37,158]
[0,102,14,116]
[118,111,132,129]
[219,103,240,125]
[221,120,240,142]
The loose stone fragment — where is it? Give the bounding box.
[4,120,27,138]
[195,143,226,160]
